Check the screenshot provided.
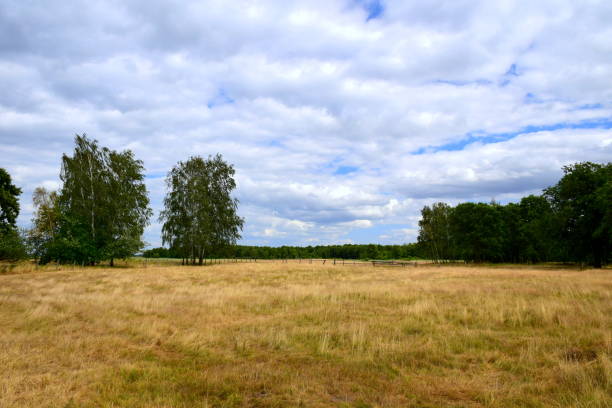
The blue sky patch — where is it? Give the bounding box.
[334,165,359,175]
[145,172,166,179]
[433,79,492,86]
[353,0,384,21]
[499,63,522,86]
[578,103,604,110]
[524,92,542,104]
[207,89,235,108]
[266,140,285,148]
[413,118,612,154]
[505,63,520,76]
[346,223,412,245]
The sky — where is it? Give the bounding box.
[1,0,611,248]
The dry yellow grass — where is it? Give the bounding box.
[1,262,611,407]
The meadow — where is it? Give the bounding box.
[1,262,610,407]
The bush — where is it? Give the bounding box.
[0,229,28,261]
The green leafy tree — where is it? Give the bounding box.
[160,155,243,265]
[0,168,21,233]
[0,228,28,261]
[497,202,524,263]
[450,202,504,263]
[57,135,107,263]
[0,168,27,260]
[104,149,153,265]
[544,162,611,267]
[53,134,151,265]
[518,195,556,262]
[28,187,60,262]
[418,202,453,262]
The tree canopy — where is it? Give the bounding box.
[28,187,60,261]
[418,202,453,262]
[0,168,27,260]
[544,162,611,267]
[416,161,611,267]
[160,155,243,265]
[0,168,21,233]
[34,134,152,264]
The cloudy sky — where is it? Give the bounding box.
[1,0,611,247]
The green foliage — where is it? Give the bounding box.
[451,202,505,262]
[0,168,27,261]
[418,202,453,262]
[517,195,556,262]
[143,243,420,260]
[160,155,243,265]
[415,161,611,266]
[142,247,180,258]
[103,148,153,262]
[36,134,151,265]
[27,187,60,262]
[0,168,22,233]
[544,162,611,267]
[232,243,420,260]
[0,228,27,261]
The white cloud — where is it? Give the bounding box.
[340,219,373,228]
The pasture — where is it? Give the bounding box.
[1,262,611,407]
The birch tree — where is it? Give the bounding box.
[417,202,453,262]
[160,155,243,265]
[55,134,151,264]
[29,187,60,262]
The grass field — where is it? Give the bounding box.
[1,262,611,407]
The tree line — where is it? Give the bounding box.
[143,243,420,260]
[0,134,242,264]
[417,162,611,267]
